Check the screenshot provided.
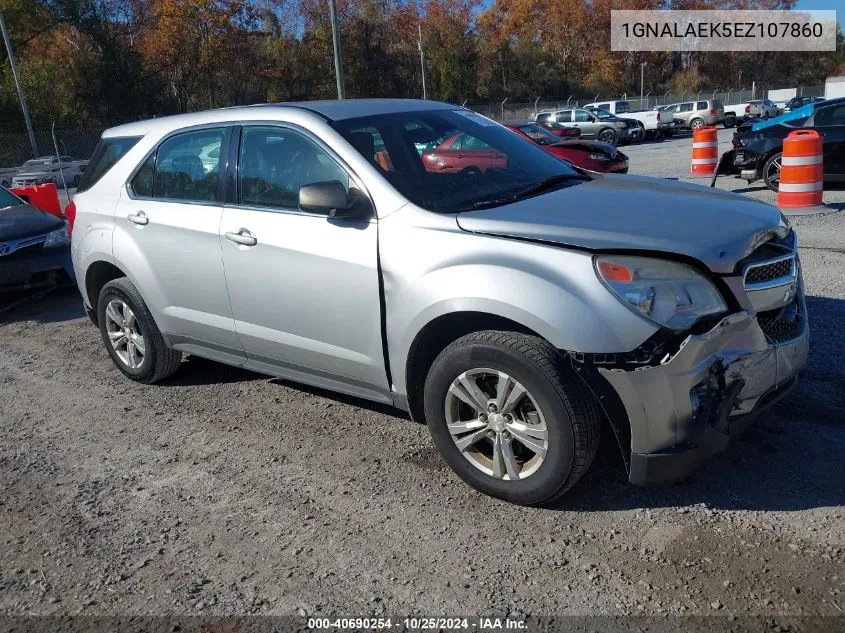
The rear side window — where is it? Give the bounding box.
[696,101,708,110]
[555,110,572,122]
[76,136,140,192]
[131,128,225,202]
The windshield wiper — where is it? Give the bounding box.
[469,174,588,210]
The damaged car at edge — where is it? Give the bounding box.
[70,100,808,506]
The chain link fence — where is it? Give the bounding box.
[467,85,826,121]
[0,126,108,186]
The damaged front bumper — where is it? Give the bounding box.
[597,293,808,486]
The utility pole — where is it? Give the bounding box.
[418,24,427,100]
[0,7,38,158]
[640,62,646,110]
[327,0,345,99]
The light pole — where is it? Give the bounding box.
[0,7,37,157]
[417,24,427,100]
[640,62,646,110]
[327,0,345,99]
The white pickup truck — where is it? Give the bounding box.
[583,100,665,138]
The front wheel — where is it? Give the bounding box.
[762,152,782,192]
[723,116,736,129]
[598,128,618,145]
[97,277,182,383]
[423,331,601,506]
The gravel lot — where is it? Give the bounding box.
[1,133,844,630]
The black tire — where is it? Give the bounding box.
[690,117,705,131]
[97,277,182,384]
[762,152,782,193]
[598,128,617,145]
[664,129,675,138]
[423,330,601,506]
[723,116,736,129]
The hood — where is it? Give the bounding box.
[455,174,787,274]
[0,203,65,241]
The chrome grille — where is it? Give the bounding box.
[745,257,793,285]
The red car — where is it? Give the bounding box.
[505,121,628,173]
[536,121,581,139]
[421,133,506,174]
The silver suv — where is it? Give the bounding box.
[535,108,630,145]
[662,99,725,130]
[70,100,808,505]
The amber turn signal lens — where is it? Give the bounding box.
[598,261,633,283]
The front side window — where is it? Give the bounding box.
[0,187,23,209]
[516,123,559,145]
[332,109,584,214]
[678,103,693,112]
[238,126,348,210]
[596,103,610,110]
[574,110,592,122]
[814,104,845,126]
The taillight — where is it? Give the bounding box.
[64,201,77,236]
[745,105,750,113]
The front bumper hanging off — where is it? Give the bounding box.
[597,295,809,486]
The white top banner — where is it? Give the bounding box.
[610,10,837,52]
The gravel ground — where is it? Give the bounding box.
[2,136,844,630]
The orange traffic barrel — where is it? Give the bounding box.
[10,183,62,218]
[690,126,718,175]
[777,129,823,209]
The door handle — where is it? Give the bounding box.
[127,211,149,226]
[225,228,257,247]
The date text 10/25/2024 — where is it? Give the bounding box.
[307,617,527,631]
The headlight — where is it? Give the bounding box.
[44,225,70,248]
[587,153,610,162]
[594,255,727,330]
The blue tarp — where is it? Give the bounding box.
[750,103,815,132]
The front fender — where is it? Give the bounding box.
[380,207,658,395]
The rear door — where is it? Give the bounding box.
[115,126,245,358]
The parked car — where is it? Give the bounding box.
[719,97,845,192]
[505,121,628,173]
[11,155,84,188]
[652,105,683,137]
[536,108,632,145]
[747,99,779,119]
[0,186,73,291]
[784,96,825,112]
[534,120,581,139]
[583,100,663,139]
[70,100,808,505]
[662,100,725,130]
[421,133,506,173]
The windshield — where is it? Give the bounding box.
[0,187,23,209]
[514,123,560,145]
[332,109,583,213]
[587,108,614,120]
[615,102,631,114]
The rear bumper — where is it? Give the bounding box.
[0,247,74,292]
[598,290,809,486]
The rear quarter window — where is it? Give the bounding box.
[75,136,141,193]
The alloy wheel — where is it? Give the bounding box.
[444,368,549,481]
[104,299,146,369]
[764,155,781,190]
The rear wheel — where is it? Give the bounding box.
[598,128,618,145]
[723,116,736,129]
[763,152,782,192]
[423,331,601,506]
[97,277,182,383]
[690,117,705,131]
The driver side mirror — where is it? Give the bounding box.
[298,181,371,220]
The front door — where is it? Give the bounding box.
[812,103,845,178]
[219,125,389,400]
